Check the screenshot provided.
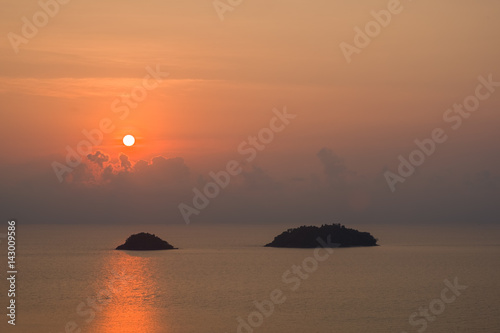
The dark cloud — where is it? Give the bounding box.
[131,156,190,188]
[119,154,132,171]
[0,149,499,225]
[317,148,347,181]
[87,151,109,168]
[102,165,115,182]
[241,166,281,191]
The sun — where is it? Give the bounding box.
[123,134,135,147]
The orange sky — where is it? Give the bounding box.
[0,0,499,224]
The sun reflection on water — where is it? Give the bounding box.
[90,251,167,333]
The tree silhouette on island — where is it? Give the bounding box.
[265,224,378,248]
[116,225,377,250]
[116,232,177,251]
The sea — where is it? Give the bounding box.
[1,223,499,333]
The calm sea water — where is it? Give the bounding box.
[1,223,499,333]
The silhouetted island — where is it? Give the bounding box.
[265,224,378,248]
[116,232,177,251]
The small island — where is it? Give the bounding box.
[265,224,378,248]
[116,232,177,251]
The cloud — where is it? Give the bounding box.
[0,148,499,225]
[317,148,347,181]
[240,166,281,191]
[87,151,109,168]
[119,154,132,171]
[131,156,190,188]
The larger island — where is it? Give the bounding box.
[265,224,378,248]
[116,232,177,251]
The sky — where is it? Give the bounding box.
[0,0,499,225]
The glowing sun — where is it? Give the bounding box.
[123,135,135,147]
